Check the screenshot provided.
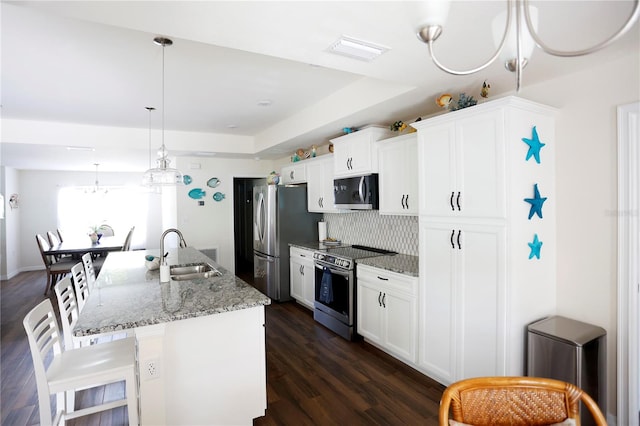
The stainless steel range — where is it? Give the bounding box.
[313,245,395,340]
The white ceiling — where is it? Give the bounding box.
[1,0,638,171]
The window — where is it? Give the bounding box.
[57,185,148,249]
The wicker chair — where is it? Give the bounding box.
[439,376,607,426]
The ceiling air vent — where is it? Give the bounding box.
[327,35,389,62]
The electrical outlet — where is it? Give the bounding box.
[142,358,162,381]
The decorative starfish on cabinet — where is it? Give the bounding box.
[524,183,547,219]
[528,234,543,259]
[522,126,546,164]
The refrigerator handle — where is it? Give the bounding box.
[255,251,275,262]
[256,192,265,243]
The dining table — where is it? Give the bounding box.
[43,235,124,257]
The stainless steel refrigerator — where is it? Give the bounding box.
[253,185,321,301]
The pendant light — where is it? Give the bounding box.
[142,37,183,186]
[145,106,156,169]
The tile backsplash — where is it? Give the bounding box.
[323,211,418,256]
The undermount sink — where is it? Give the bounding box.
[169,263,222,281]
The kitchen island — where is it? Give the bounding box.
[74,247,271,425]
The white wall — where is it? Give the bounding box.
[0,167,21,279]
[520,51,640,420]
[174,156,274,271]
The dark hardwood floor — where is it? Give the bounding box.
[1,271,445,425]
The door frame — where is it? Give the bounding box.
[617,101,639,425]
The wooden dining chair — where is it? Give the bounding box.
[47,230,61,247]
[122,226,135,251]
[36,234,76,295]
[97,224,115,236]
[56,228,64,243]
[23,298,139,426]
[47,230,72,262]
[439,376,607,426]
[71,262,90,312]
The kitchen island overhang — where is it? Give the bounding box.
[74,248,271,425]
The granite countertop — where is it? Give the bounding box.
[73,247,271,337]
[356,254,419,277]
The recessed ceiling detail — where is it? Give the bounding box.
[327,35,390,62]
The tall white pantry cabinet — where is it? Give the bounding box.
[412,96,557,386]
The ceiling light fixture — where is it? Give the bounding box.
[88,163,107,195]
[414,0,639,91]
[66,146,95,152]
[328,35,389,61]
[142,37,183,187]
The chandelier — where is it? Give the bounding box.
[414,0,639,91]
[142,37,183,186]
[89,163,108,195]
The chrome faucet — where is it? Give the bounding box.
[160,228,187,264]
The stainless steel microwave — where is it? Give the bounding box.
[333,174,379,210]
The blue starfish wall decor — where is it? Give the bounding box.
[522,126,546,164]
[528,234,543,259]
[524,183,547,219]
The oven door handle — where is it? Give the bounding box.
[315,262,350,278]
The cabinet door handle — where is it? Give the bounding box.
[382,293,386,308]
[450,192,455,211]
[378,291,382,307]
[405,194,409,209]
[377,276,389,281]
[456,191,461,211]
[318,197,322,208]
[290,170,294,180]
[450,229,456,249]
[457,230,462,250]
[300,265,304,275]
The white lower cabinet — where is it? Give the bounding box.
[357,264,418,363]
[289,247,315,309]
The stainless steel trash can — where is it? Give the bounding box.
[527,316,606,426]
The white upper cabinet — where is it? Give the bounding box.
[281,163,307,184]
[331,127,393,178]
[378,133,419,216]
[416,109,506,219]
[306,155,343,213]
